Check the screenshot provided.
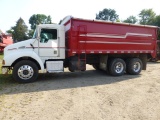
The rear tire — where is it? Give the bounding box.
[126,58,142,75]
[13,60,38,83]
[109,58,126,76]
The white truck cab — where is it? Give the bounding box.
[2,24,65,83]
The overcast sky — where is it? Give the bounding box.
[0,0,160,32]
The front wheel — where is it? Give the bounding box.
[13,60,38,83]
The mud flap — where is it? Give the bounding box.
[139,54,147,70]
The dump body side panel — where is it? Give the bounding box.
[65,18,157,58]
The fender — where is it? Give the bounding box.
[3,50,44,71]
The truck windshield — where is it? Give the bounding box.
[32,30,37,39]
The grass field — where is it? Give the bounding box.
[0,54,3,60]
[0,54,14,90]
[0,54,4,74]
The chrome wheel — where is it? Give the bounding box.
[13,60,38,83]
[109,58,126,76]
[126,58,142,75]
[114,62,124,73]
[18,65,34,80]
[133,62,141,72]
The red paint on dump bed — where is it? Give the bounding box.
[63,17,158,58]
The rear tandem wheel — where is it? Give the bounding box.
[108,58,126,76]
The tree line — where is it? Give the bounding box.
[7,14,52,42]
[96,8,160,26]
[7,8,160,42]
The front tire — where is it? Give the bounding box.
[108,58,126,76]
[13,60,38,83]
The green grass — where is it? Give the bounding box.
[0,54,3,60]
[0,54,14,90]
[0,54,4,74]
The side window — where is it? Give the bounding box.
[40,29,57,43]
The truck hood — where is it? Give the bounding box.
[4,39,36,55]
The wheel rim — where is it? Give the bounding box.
[133,62,141,72]
[18,65,34,80]
[114,62,124,73]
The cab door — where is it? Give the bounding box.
[39,28,58,57]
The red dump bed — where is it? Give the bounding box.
[63,16,158,58]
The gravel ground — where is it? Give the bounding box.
[0,63,160,120]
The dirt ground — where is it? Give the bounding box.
[0,62,160,120]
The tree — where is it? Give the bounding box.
[6,29,14,35]
[123,16,137,24]
[7,18,28,42]
[139,9,156,25]
[29,14,52,30]
[28,29,34,39]
[154,15,160,26]
[96,8,119,21]
[154,15,160,39]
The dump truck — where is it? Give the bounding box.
[2,16,160,83]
